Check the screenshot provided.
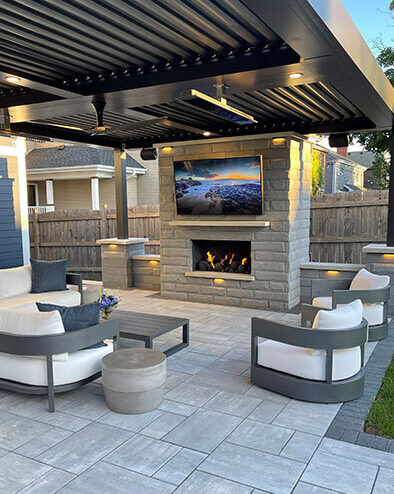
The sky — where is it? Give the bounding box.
[341,0,393,51]
[174,157,261,181]
[321,0,393,152]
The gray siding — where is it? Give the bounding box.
[0,158,23,268]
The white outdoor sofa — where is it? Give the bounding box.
[0,265,119,411]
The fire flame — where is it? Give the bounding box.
[207,251,216,269]
[229,253,235,265]
[220,254,228,265]
[241,258,247,265]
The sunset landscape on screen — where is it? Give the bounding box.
[174,156,263,215]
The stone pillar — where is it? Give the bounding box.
[91,177,100,210]
[45,179,54,205]
[363,243,394,315]
[97,238,148,289]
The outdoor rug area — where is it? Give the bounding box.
[0,289,392,494]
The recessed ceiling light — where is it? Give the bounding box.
[203,131,211,136]
[5,76,21,83]
[289,72,303,79]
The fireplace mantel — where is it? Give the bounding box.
[169,220,270,227]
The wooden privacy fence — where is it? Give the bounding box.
[29,205,160,278]
[310,189,388,264]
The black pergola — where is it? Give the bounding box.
[0,0,393,241]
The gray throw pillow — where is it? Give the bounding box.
[31,259,67,293]
[36,302,106,350]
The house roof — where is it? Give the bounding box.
[314,145,367,170]
[348,151,375,169]
[26,146,145,170]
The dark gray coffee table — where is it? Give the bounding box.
[112,310,189,356]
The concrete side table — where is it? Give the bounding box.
[102,348,166,414]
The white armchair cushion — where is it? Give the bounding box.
[0,344,112,386]
[0,265,32,298]
[257,300,363,382]
[257,340,360,382]
[0,310,68,361]
[312,295,384,326]
[350,268,389,291]
[312,299,363,330]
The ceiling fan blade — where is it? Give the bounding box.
[39,122,87,132]
[108,116,168,133]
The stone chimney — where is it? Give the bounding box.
[336,146,348,157]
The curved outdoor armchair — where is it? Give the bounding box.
[0,319,120,412]
[251,306,368,403]
[311,278,390,341]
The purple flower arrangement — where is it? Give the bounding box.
[98,291,119,319]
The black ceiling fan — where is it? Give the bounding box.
[44,95,168,136]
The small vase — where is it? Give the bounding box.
[102,309,112,320]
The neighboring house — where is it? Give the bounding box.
[313,145,366,193]
[26,144,159,212]
[348,151,378,189]
[0,135,30,267]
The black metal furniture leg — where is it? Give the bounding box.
[145,337,153,349]
[183,323,190,346]
[46,355,55,413]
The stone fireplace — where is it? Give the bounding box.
[158,134,312,311]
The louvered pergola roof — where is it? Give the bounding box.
[0,0,392,149]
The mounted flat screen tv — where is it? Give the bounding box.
[174,155,263,215]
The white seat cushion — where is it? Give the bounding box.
[0,289,81,312]
[0,265,32,298]
[258,340,361,381]
[0,343,112,386]
[313,296,384,326]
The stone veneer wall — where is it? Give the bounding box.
[131,255,161,291]
[158,135,312,311]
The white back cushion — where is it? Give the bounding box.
[312,299,363,330]
[0,310,67,361]
[350,268,389,291]
[0,309,65,336]
[0,265,32,298]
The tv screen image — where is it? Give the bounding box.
[174,155,263,215]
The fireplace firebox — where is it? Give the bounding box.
[192,240,251,274]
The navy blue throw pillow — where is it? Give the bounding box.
[36,302,106,350]
[31,259,67,293]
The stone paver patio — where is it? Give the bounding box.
[0,288,392,493]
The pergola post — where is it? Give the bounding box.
[114,148,128,239]
[387,122,394,247]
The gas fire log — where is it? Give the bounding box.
[214,263,223,271]
[197,260,208,271]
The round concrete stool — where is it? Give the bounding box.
[102,348,166,414]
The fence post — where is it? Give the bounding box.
[33,211,41,259]
[100,206,109,238]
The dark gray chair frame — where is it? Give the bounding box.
[0,319,120,412]
[311,278,390,341]
[251,307,368,403]
[66,272,83,295]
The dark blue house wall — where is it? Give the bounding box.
[0,157,23,268]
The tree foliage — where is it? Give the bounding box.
[311,149,325,196]
[351,3,393,187]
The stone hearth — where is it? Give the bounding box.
[158,134,312,311]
